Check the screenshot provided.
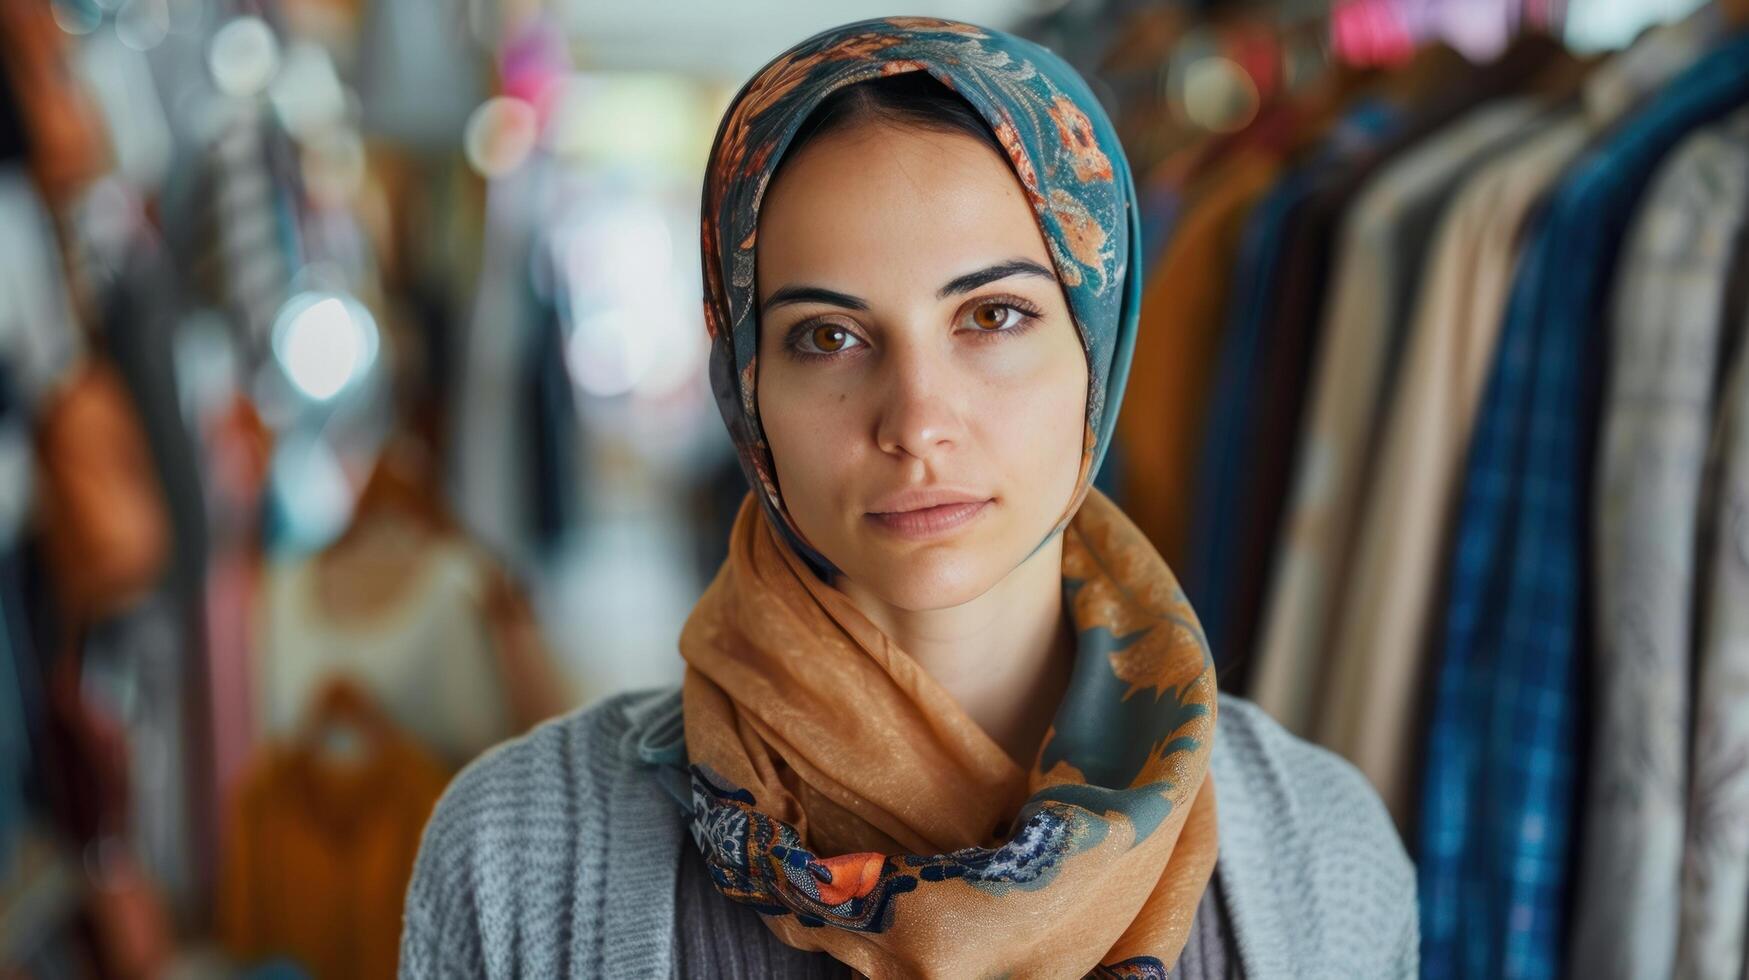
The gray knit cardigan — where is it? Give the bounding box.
[398,687,1418,978]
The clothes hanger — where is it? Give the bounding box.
[342,430,450,539]
[1491,28,1567,74]
[293,675,394,765]
[1526,48,1605,104]
[307,418,455,627]
[326,388,455,556]
[1384,39,1473,109]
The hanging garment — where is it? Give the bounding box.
[1196,38,1561,688]
[1315,16,1718,825]
[354,0,483,153]
[1185,100,1399,675]
[1679,256,1749,978]
[1570,105,1749,980]
[451,157,549,568]
[0,362,27,876]
[77,593,195,919]
[84,222,217,916]
[254,533,513,768]
[0,547,41,849]
[37,640,179,977]
[1119,148,1284,572]
[217,700,449,980]
[1133,99,1313,273]
[1250,96,1540,738]
[0,582,23,876]
[1316,113,1591,826]
[1419,26,1749,980]
[35,359,172,622]
[0,0,108,201]
[0,43,24,165]
[209,106,294,355]
[1116,95,1345,561]
[0,168,82,408]
[98,221,210,606]
[201,392,272,884]
[1136,175,1186,275]
[522,291,580,554]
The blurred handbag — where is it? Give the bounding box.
[0,0,108,200]
[36,360,170,621]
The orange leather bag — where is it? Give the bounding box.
[0,0,108,201]
[35,361,170,620]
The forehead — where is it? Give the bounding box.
[754,123,1053,299]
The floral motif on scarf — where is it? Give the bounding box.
[700,16,1143,578]
[679,491,1218,978]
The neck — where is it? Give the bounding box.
[838,536,1076,770]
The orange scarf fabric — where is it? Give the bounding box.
[680,489,1218,978]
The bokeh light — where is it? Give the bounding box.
[270,291,381,402]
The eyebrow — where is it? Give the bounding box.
[762,286,869,312]
[935,259,1057,299]
[759,258,1057,313]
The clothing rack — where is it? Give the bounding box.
[1111,4,1749,976]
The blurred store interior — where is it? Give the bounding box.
[1,0,1742,975]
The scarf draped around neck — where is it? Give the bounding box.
[679,17,1218,977]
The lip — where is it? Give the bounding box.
[865,487,994,540]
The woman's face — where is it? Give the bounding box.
[755,119,1089,610]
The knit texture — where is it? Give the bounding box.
[400,689,1415,978]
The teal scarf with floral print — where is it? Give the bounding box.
[701,15,1144,579]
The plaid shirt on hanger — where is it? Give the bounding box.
[1419,32,1749,980]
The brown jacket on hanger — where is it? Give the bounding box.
[218,681,450,980]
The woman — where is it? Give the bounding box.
[400,17,1414,978]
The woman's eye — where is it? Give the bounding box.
[965,302,1029,333]
[797,323,863,355]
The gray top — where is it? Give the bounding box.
[399,688,1417,978]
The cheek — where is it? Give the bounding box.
[973,338,1089,493]
[972,327,1091,486]
[758,369,859,511]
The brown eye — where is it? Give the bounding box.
[967,302,1023,332]
[796,322,863,356]
[813,325,848,351]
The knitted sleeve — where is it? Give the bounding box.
[1291,727,1419,975]
[1210,695,1419,978]
[398,701,623,979]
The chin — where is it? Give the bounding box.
[837,540,1007,611]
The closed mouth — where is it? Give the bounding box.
[865,499,992,539]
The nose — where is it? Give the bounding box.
[873,341,965,463]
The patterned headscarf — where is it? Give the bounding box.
[701,15,1143,578]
